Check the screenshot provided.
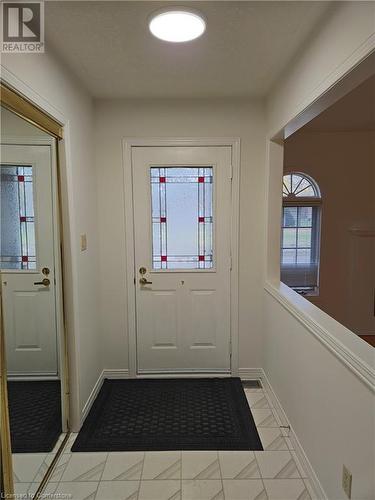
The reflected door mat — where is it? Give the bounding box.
[7,380,62,453]
[72,378,263,452]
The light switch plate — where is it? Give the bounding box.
[80,234,87,251]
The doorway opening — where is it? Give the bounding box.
[282,74,375,345]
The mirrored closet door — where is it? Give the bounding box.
[0,105,67,496]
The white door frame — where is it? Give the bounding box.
[122,137,241,378]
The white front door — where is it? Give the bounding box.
[0,144,58,377]
[132,146,232,373]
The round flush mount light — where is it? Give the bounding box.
[149,8,206,43]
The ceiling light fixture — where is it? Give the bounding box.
[149,8,206,43]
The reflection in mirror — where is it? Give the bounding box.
[0,106,67,494]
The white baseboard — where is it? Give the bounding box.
[137,371,230,378]
[81,369,130,423]
[260,369,328,500]
[103,369,130,379]
[81,371,105,424]
[238,368,264,380]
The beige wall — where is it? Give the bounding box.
[1,50,102,427]
[284,130,375,335]
[94,98,266,371]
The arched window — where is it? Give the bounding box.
[281,172,322,294]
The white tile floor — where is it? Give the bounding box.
[12,433,67,491]
[16,385,318,499]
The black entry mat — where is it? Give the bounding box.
[7,380,62,453]
[72,378,263,452]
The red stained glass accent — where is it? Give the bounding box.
[18,175,25,182]
[22,256,28,262]
[161,255,167,262]
[198,216,205,223]
[198,176,205,183]
[20,216,26,222]
[199,255,205,261]
[160,217,167,223]
[159,177,166,183]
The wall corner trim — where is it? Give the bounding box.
[264,282,375,392]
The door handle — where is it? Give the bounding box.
[139,277,152,285]
[34,278,50,287]
[139,266,152,285]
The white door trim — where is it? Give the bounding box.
[122,137,240,378]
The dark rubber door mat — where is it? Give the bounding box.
[72,378,263,452]
[7,380,62,453]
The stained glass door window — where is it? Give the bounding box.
[151,167,213,269]
[0,165,36,270]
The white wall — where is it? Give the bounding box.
[1,50,102,427]
[264,290,374,500]
[94,98,266,371]
[264,2,375,499]
[267,1,375,136]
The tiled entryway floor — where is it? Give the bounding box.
[15,385,318,499]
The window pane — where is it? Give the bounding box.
[297,249,311,264]
[297,228,311,247]
[283,173,320,199]
[295,185,315,197]
[291,174,304,192]
[282,249,296,264]
[0,165,36,270]
[298,206,312,227]
[283,174,292,196]
[150,167,213,270]
[283,207,297,227]
[282,228,297,248]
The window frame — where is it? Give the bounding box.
[281,172,322,296]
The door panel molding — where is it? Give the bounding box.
[122,137,240,377]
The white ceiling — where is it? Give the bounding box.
[303,75,375,132]
[45,1,331,99]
